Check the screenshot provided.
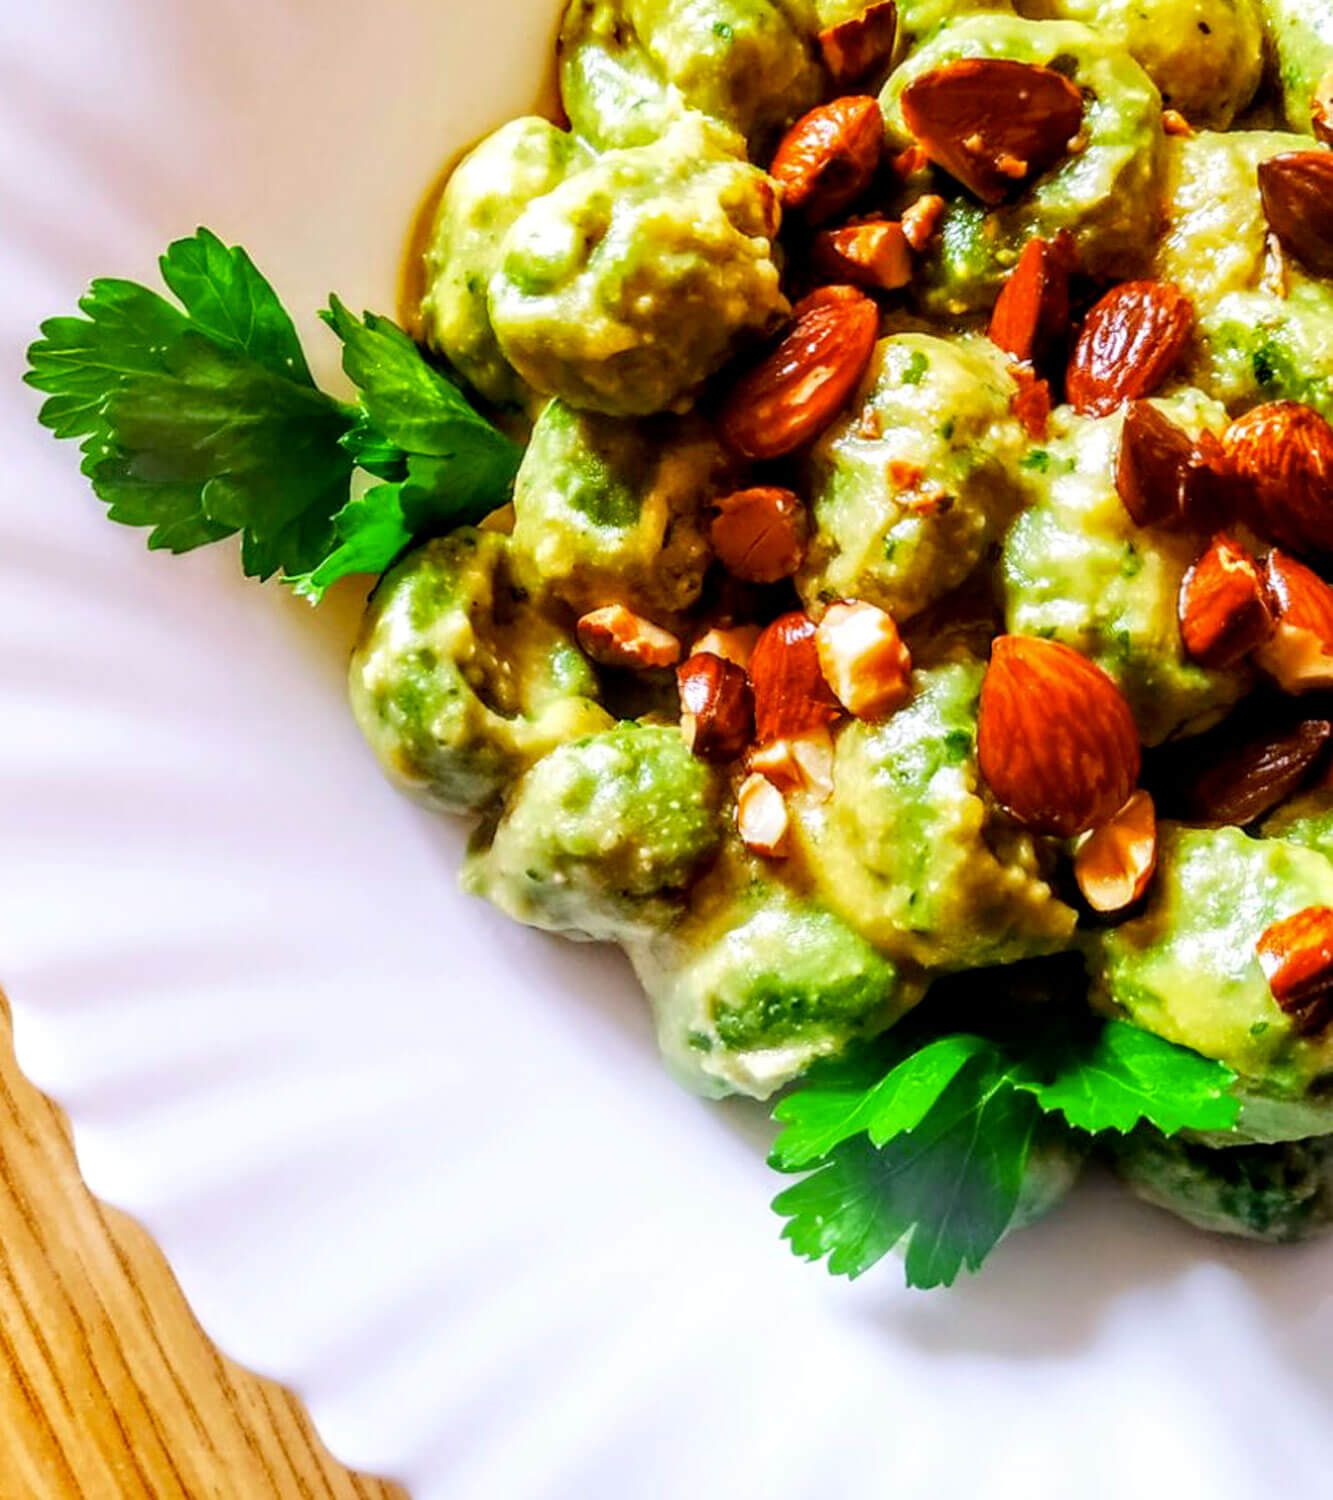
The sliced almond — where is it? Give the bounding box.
[737,773,791,859]
[1178,534,1275,669]
[749,611,843,744]
[819,0,898,86]
[1257,152,1333,279]
[977,635,1141,839]
[719,286,879,462]
[1222,401,1333,560]
[1074,790,1158,914]
[900,58,1084,205]
[811,221,913,293]
[900,193,946,251]
[1066,280,1194,418]
[677,652,754,764]
[709,487,809,584]
[1257,905,1333,1034]
[577,605,681,670]
[815,600,913,721]
[769,96,883,226]
[749,728,836,801]
[1256,549,1333,693]
[692,625,761,671]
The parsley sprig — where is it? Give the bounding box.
[25,229,519,598]
[770,1013,1240,1290]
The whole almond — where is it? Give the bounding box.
[819,0,898,86]
[1178,534,1275,669]
[749,611,843,744]
[1257,905,1333,1034]
[1256,549,1333,693]
[677,652,754,763]
[719,286,879,461]
[978,635,1141,838]
[1115,401,1197,528]
[1315,68,1333,146]
[769,96,883,225]
[811,221,913,293]
[1222,401,1333,559]
[1075,790,1158,915]
[1257,152,1333,279]
[1066,281,1194,417]
[737,772,792,859]
[1155,714,1332,827]
[988,232,1075,371]
[900,58,1084,205]
[710,487,809,584]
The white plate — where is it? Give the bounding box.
[2,3,1332,1496]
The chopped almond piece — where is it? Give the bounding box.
[577,605,681,670]
[818,0,898,86]
[1256,550,1333,694]
[738,774,791,859]
[769,97,883,225]
[1162,109,1193,137]
[1178,534,1275,669]
[811,221,913,293]
[1257,906,1333,1034]
[692,625,761,671]
[815,601,913,721]
[901,194,946,251]
[1315,68,1333,146]
[710,487,809,584]
[1074,791,1158,914]
[749,728,836,801]
[678,653,754,764]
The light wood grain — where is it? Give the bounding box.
[0,995,408,1500]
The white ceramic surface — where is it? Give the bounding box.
[2,4,1332,1497]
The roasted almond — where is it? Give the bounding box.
[815,600,913,721]
[749,611,843,744]
[1257,905,1333,1035]
[1178,534,1274,669]
[719,285,879,461]
[1155,713,1332,826]
[1162,108,1193,138]
[1066,281,1194,417]
[899,58,1084,205]
[577,605,681,670]
[1115,401,1196,528]
[900,193,946,250]
[988,232,1075,371]
[769,96,883,225]
[678,652,754,763]
[1074,790,1158,915]
[1222,401,1333,559]
[749,728,836,800]
[811,220,913,292]
[1010,366,1053,440]
[1257,151,1333,279]
[691,624,761,670]
[819,0,899,86]
[710,487,809,584]
[977,635,1141,838]
[1315,68,1333,147]
[1256,549,1333,693]
[737,772,792,859]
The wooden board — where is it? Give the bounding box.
[0,996,407,1499]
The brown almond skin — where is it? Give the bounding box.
[749,612,843,744]
[677,653,754,763]
[1178,534,1275,669]
[900,58,1084,205]
[719,286,879,461]
[1257,152,1333,279]
[1267,550,1333,645]
[1257,906,1333,1034]
[977,635,1141,838]
[770,96,883,225]
[1115,401,1197,528]
[1010,367,1052,440]
[710,487,809,584]
[989,232,1075,372]
[1066,281,1194,417]
[819,0,898,86]
[1223,401,1333,559]
[811,221,913,292]
[1315,69,1333,146]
